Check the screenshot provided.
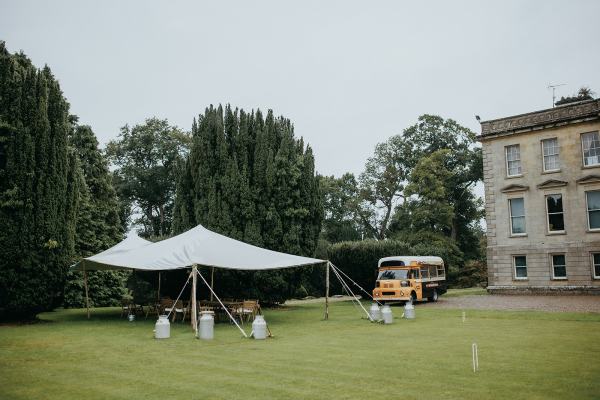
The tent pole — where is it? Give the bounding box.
[324,262,330,320]
[157,272,161,302]
[83,268,90,319]
[210,267,214,301]
[191,265,198,335]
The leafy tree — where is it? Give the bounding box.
[357,136,408,239]
[389,114,483,260]
[403,149,454,234]
[319,173,362,242]
[0,43,80,318]
[106,118,190,237]
[323,115,483,287]
[348,115,481,243]
[111,172,133,234]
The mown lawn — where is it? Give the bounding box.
[0,300,598,400]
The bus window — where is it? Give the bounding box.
[410,269,420,279]
[420,267,429,278]
[380,260,405,268]
[428,265,437,278]
[437,265,445,277]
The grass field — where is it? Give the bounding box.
[1,299,599,400]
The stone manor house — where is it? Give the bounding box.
[479,98,600,293]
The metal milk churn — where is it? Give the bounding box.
[404,301,415,319]
[369,303,381,321]
[199,311,215,340]
[381,305,393,324]
[252,315,267,340]
[154,315,170,339]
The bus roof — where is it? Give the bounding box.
[378,256,444,268]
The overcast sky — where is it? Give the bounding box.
[2,0,599,178]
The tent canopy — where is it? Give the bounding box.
[71,232,152,272]
[72,224,325,272]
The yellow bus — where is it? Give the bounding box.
[372,256,446,304]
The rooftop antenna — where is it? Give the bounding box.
[547,83,566,107]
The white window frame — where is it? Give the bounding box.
[505,144,522,177]
[591,253,600,280]
[436,265,445,278]
[581,131,600,167]
[586,190,600,231]
[509,198,526,236]
[541,138,560,172]
[550,254,567,280]
[513,255,528,280]
[545,194,565,234]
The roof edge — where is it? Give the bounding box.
[478,98,600,140]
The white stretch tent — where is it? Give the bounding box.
[71,232,152,318]
[71,232,152,272]
[72,224,327,332]
[71,224,324,272]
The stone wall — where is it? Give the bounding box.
[481,113,600,290]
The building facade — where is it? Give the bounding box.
[479,99,600,293]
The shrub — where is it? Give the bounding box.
[64,270,130,308]
[327,240,412,295]
[456,260,488,288]
[294,285,309,299]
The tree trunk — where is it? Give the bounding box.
[451,218,458,241]
[159,203,165,236]
[378,203,393,240]
[146,205,154,235]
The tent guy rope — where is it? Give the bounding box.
[330,262,372,321]
[197,270,248,338]
[329,263,382,306]
[165,271,192,320]
[332,267,364,317]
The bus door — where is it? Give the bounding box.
[411,268,422,299]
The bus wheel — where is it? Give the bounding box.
[410,292,417,303]
[428,290,438,302]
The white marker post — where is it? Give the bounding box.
[462,311,466,323]
[472,343,479,372]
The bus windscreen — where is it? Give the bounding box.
[377,270,409,280]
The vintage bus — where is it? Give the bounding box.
[372,256,447,303]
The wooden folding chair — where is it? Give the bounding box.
[120,299,130,318]
[170,300,186,322]
[161,298,175,319]
[145,303,161,319]
[180,301,192,322]
[241,300,259,323]
[229,302,244,325]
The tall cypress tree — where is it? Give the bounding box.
[0,42,79,317]
[172,104,323,302]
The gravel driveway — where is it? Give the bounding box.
[421,295,600,313]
